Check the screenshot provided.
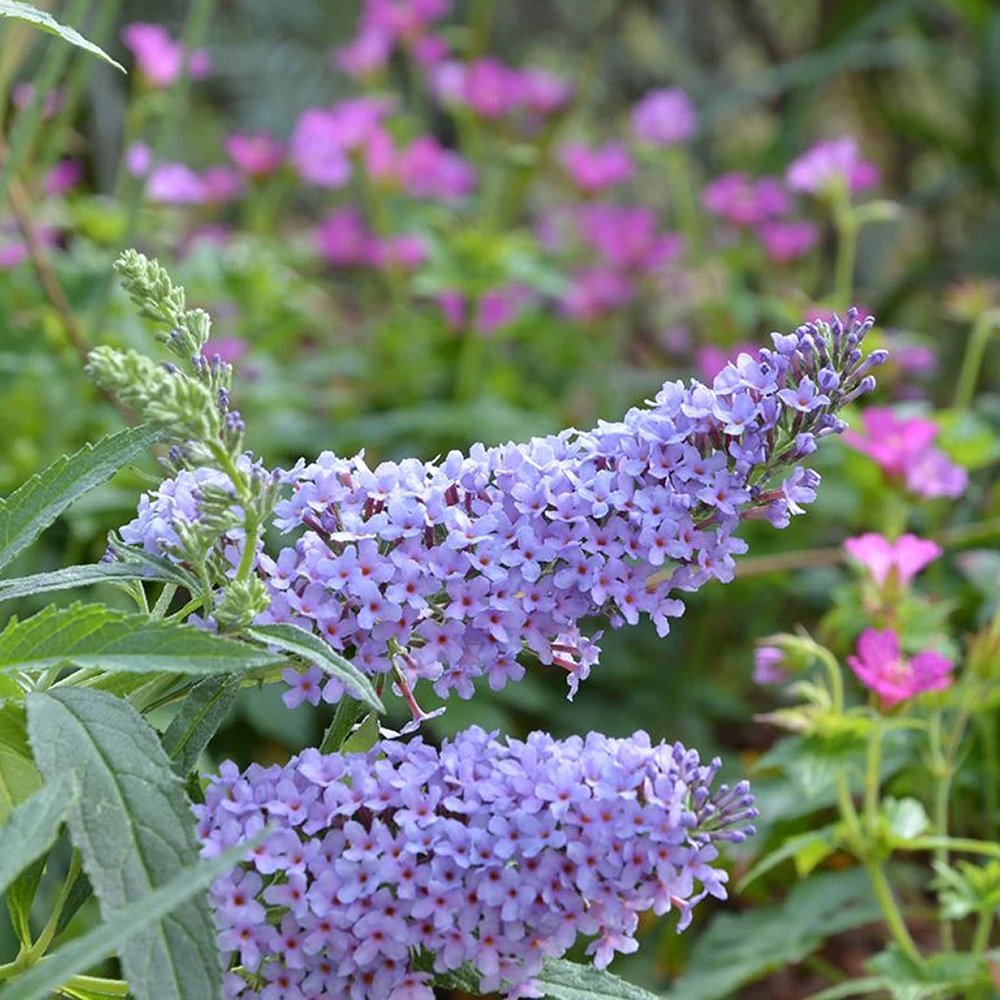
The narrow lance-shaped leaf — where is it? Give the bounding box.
[0,774,76,896]
[27,688,225,1000]
[0,837,262,1000]
[531,959,663,1000]
[0,603,283,676]
[246,622,384,712]
[161,674,240,776]
[0,564,172,606]
[0,426,159,572]
[0,1,125,70]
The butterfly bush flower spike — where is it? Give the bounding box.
[120,310,885,709]
[196,728,757,1000]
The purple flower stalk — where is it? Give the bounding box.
[195,727,756,999]
[121,312,883,708]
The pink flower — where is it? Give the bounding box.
[225,132,285,177]
[395,136,474,199]
[125,142,152,177]
[559,269,633,321]
[43,159,82,196]
[315,210,377,267]
[372,233,427,270]
[757,219,819,262]
[203,336,247,364]
[559,142,634,194]
[121,23,210,88]
[0,243,28,269]
[463,58,523,117]
[787,136,880,196]
[843,408,967,499]
[520,68,572,115]
[289,109,352,188]
[146,163,205,204]
[843,533,942,587]
[695,343,758,382]
[702,173,790,227]
[334,26,393,78]
[848,628,954,708]
[436,290,465,329]
[199,166,243,203]
[631,88,697,146]
[578,205,682,272]
[753,646,788,685]
[475,285,531,335]
[12,83,61,117]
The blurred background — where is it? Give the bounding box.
[0,1,998,995]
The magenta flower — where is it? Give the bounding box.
[702,173,790,227]
[848,628,954,708]
[631,87,697,146]
[125,142,152,178]
[0,243,28,269]
[199,166,244,203]
[475,285,531,335]
[43,159,82,197]
[559,141,634,194]
[578,205,682,273]
[225,132,285,177]
[146,163,205,204]
[315,210,378,267]
[843,533,942,588]
[334,26,393,78]
[203,337,248,365]
[289,108,357,188]
[559,268,633,321]
[843,407,967,499]
[787,136,880,196]
[436,290,465,330]
[372,233,427,270]
[757,219,819,262]
[394,135,475,199]
[462,57,523,117]
[753,645,788,685]
[520,67,572,115]
[121,23,210,88]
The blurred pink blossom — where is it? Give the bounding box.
[843,533,942,587]
[463,58,523,117]
[334,26,393,78]
[315,210,377,267]
[289,109,352,188]
[559,142,634,194]
[475,285,531,335]
[844,408,967,499]
[757,219,819,262]
[199,166,243,203]
[520,68,572,115]
[225,132,285,177]
[125,142,153,177]
[395,136,475,198]
[559,269,633,321]
[848,628,954,708]
[121,23,210,88]
[579,205,681,272]
[702,173,790,227]
[436,290,466,330]
[753,646,789,685]
[203,336,248,364]
[146,163,205,204]
[43,159,82,197]
[787,136,879,196]
[372,233,427,270]
[12,83,61,118]
[0,244,28,269]
[695,343,758,382]
[631,88,697,146]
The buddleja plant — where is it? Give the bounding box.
[0,251,881,999]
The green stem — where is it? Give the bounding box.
[28,852,82,961]
[954,310,1000,411]
[664,147,703,258]
[831,192,859,309]
[860,719,924,965]
[60,974,130,998]
[899,836,1000,859]
[971,909,994,954]
[928,713,955,949]
[151,583,178,618]
[814,646,845,714]
[976,713,999,840]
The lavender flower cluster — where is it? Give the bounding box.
[120,311,882,705]
[195,727,756,1000]
[258,310,882,702]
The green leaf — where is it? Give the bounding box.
[319,696,365,753]
[161,674,239,776]
[0,564,170,606]
[662,868,885,999]
[0,707,41,823]
[0,1,125,70]
[534,958,662,999]
[0,426,158,572]
[739,824,842,889]
[342,711,380,753]
[866,945,990,999]
[0,603,282,676]
[26,688,223,1000]
[0,837,261,1000]
[0,773,76,895]
[245,622,383,712]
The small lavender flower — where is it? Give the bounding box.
[195,727,756,999]
[120,311,883,706]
